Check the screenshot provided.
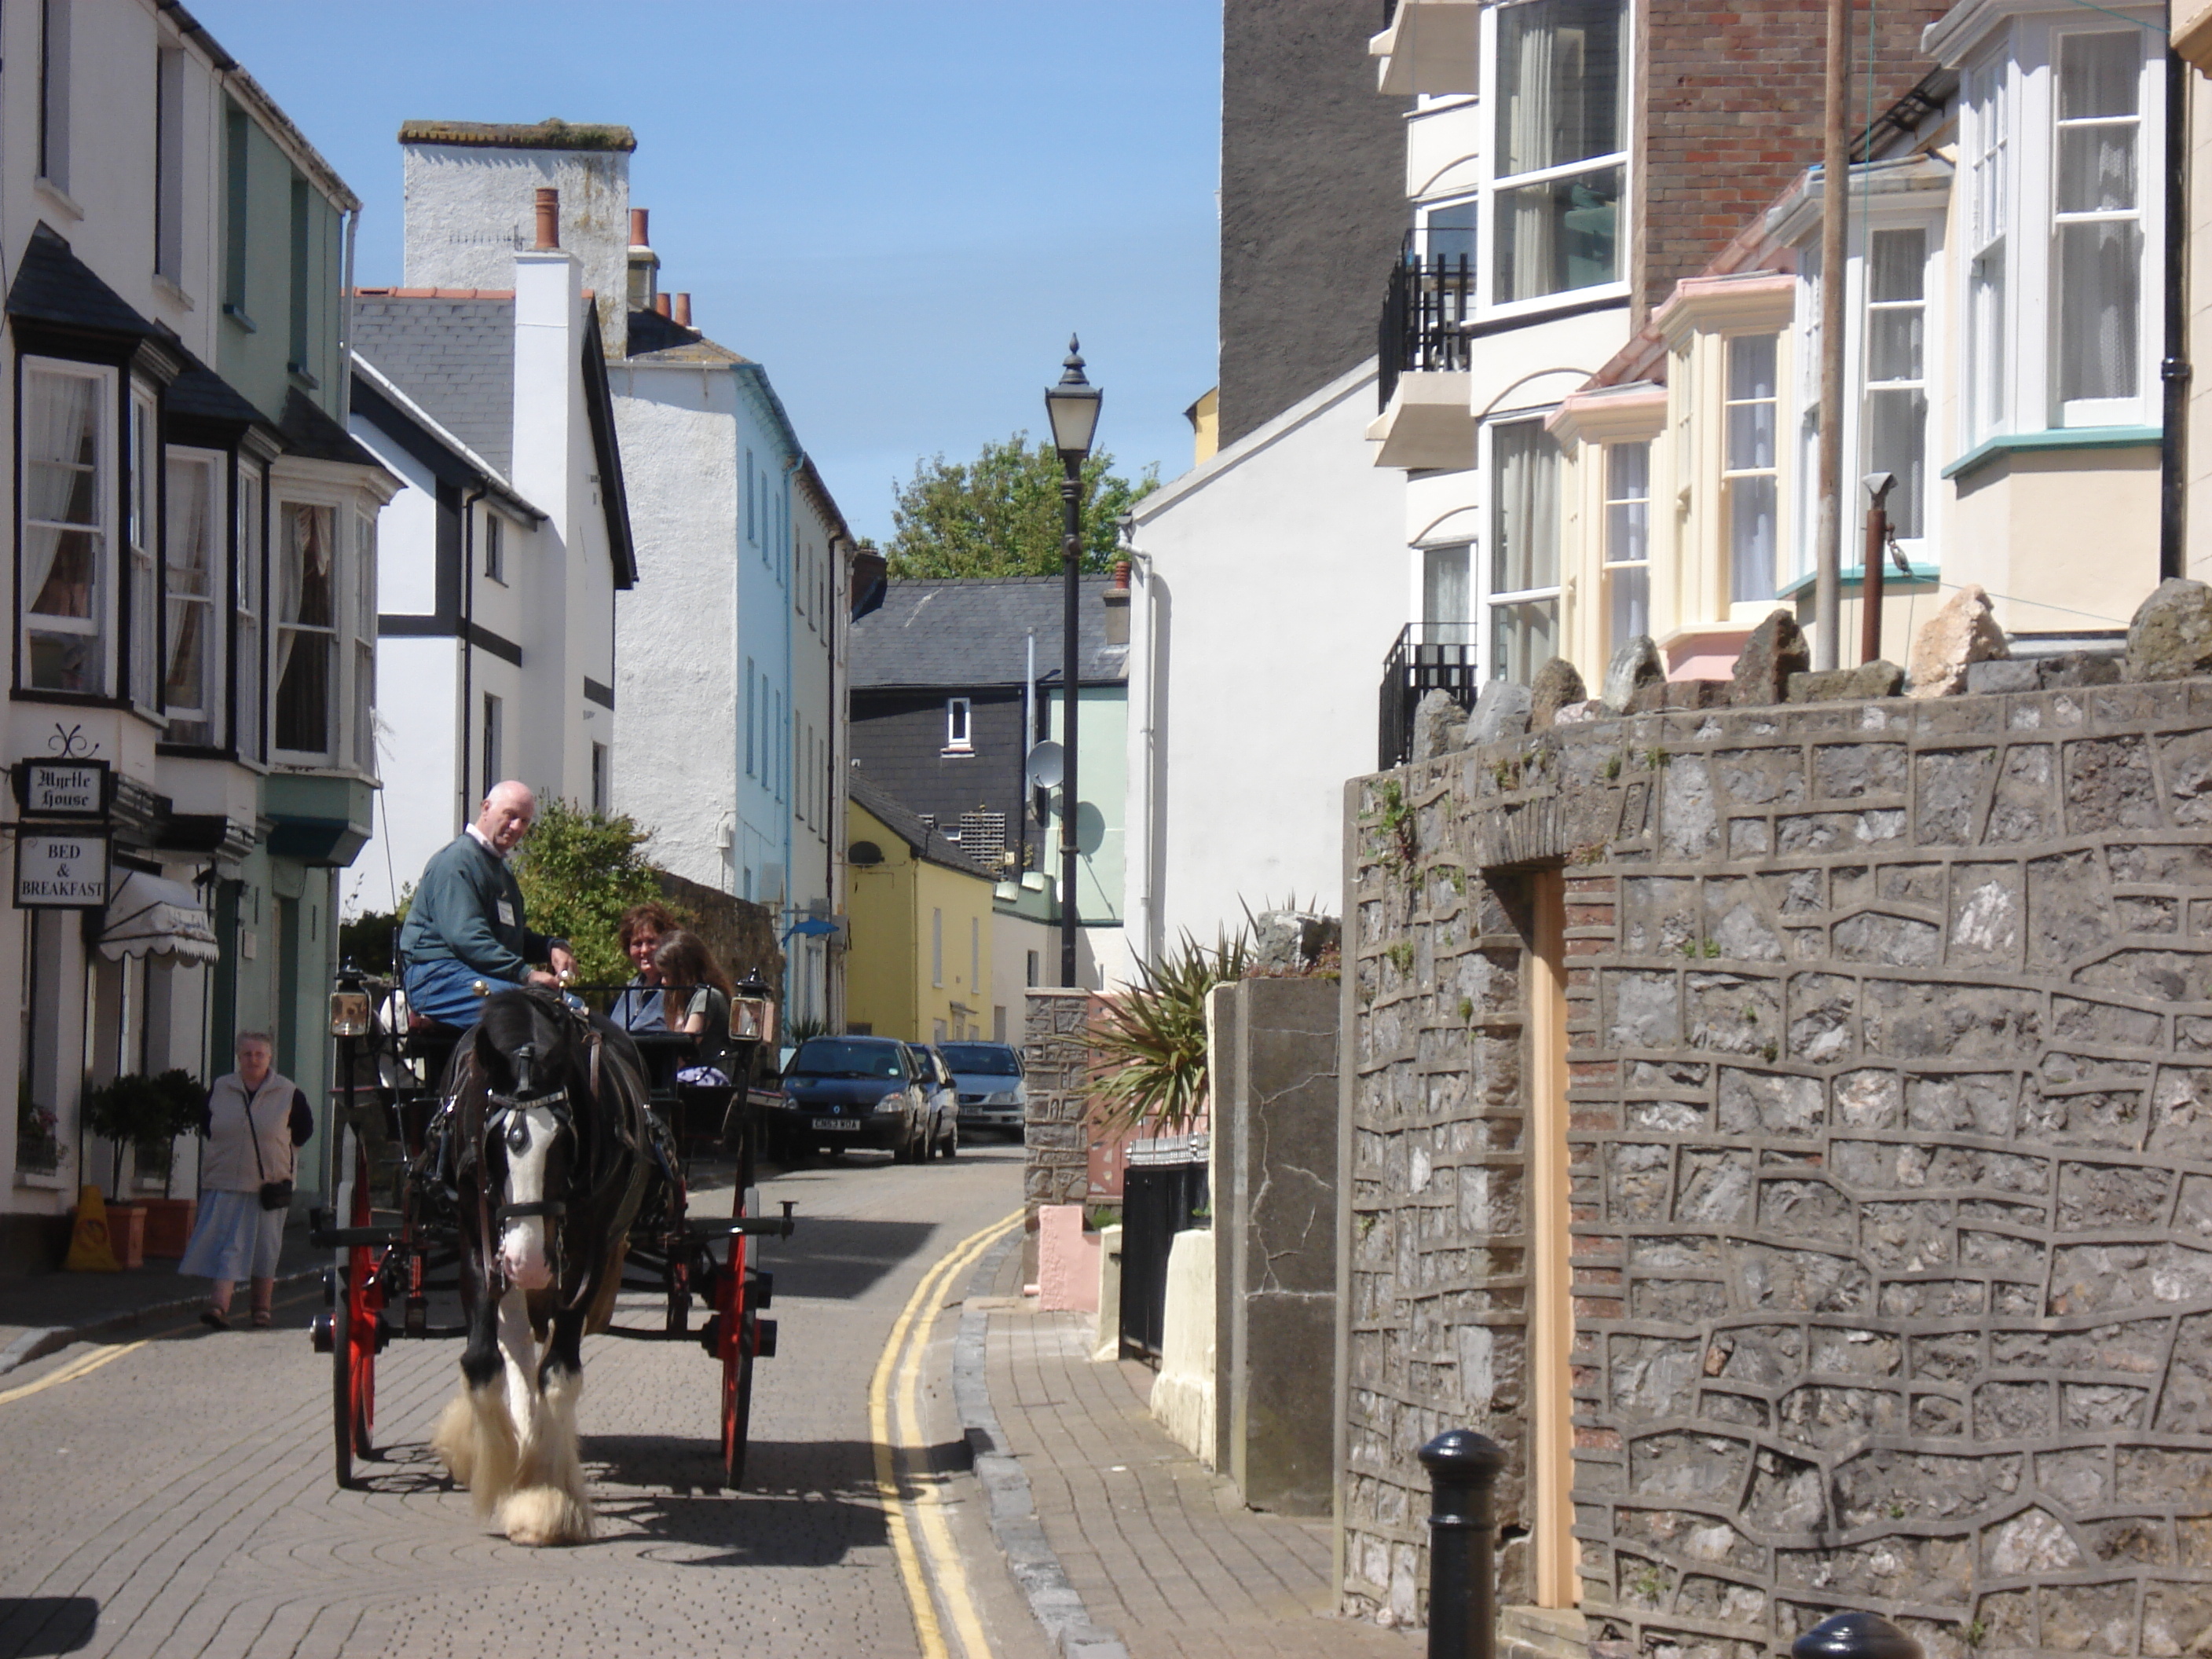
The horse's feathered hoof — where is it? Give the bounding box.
[500,1485,594,1546]
[430,1393,476,1487]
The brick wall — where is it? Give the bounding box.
[1348,679,2212,1656]
[1636,2,1943,322]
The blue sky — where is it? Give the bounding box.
[192,2,1223,544]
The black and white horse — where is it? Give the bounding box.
[430,988,657,1545]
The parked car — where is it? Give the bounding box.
[769,1036,930,1161]
[919,1046,961,1159]
[936,1041,1026,1137]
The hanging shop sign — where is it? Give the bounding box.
[16,831,111,909]
[15,758,110,819]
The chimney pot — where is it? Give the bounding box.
[673,293,693,328]
[654,293,672,318]
[533,188,559,251]
[629,207,650,248]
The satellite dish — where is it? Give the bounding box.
[1025,742,1065,790]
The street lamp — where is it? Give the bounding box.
[1043,337,1101,988]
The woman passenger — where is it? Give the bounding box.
[655,929,734,1079]
[611,901,679,1031]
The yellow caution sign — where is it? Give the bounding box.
[63,1185,120,1273]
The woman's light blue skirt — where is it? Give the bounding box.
[178,1188,284,1281]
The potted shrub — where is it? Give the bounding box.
[82,1073,195,1269]
[140,1071,207,1258]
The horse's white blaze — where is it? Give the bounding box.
[495,1102,562,1291]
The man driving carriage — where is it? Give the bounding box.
[397,781,577,1026]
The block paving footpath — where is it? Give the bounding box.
[960,1243,1419,1659]
[0,1225,324,1375]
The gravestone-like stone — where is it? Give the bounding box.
[2126,578,2212,681]
[1529,657,1586,729]
[1907,582,2007,697]
[1468,680,1533,745]
[1600,635,1664,713]
[1729,610,1810,705]
[1409,688,1463,763]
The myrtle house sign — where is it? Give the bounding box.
[16,832,109,908]
[15,758,108,818]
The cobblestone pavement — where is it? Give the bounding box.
[981,1291,1420,1659]
[0,1143,1027,1659]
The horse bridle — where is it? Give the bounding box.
[471,1026,607,1303]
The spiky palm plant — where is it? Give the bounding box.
[1089,927,1250,1134]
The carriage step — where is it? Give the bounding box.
[311,1225,405,1248]
[687,1209,795,1240]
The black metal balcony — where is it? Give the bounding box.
[1377,252,1477,412]
[1379,622,1480,770]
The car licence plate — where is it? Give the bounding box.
[811,1118,862,1132]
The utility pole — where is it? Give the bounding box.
[1815,0,1851,672]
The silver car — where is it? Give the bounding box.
[936,1041,1026,1137]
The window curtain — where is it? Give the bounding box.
[24,371,97,619]
[274,503,333,753]
[1492,424,1560,597]
[163,456,213,718]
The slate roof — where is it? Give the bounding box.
[848,773,998,881]
[850,576,1126,692]
[7,224,162,339]
[351,294,515,473]
[166,361,269,428]
[624,308,753,363]
[280,387,386,471]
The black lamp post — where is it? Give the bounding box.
[1043,337,1101,988]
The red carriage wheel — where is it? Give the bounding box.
[717,1229,754,1490]
[332,1125,379,1488]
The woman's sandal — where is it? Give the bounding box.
[250,1309,273,1329]
[200,1307,229,1331]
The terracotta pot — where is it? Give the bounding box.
[139,1197,197,1259]
[105,1203,148,1271]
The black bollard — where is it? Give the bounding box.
[1791,1612,1925,1659]
[1419,1428,1505,1659]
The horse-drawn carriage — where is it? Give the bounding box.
[308,967,793,1540]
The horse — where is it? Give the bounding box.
[427,987,659,1545]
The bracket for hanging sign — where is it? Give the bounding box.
[14,758,111,820]
[16,830,110,909]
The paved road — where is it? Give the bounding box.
[0,1140,1028,1659]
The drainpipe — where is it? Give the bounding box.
[339,207,358,425]
[1124,552,1155,969]
[459,485,487,828]
[2162,28,2190,581]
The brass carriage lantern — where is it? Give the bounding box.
[328,988,372,1039]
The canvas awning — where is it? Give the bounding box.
[97,871,219,963]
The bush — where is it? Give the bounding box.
[1087,926,1250,1135]
[83,1071,202,1198]
[511,800,670,986]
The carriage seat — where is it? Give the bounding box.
[403,1012,467,1067]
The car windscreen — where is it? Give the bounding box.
[939,1043,1020,1076]
[787,1039,906,1080]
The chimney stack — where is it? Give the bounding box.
[653,293,672,318]
[533,187,560,251]
[673,293,692,328]
[627,206,660,313]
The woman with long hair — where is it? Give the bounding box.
[654,929,734,1078]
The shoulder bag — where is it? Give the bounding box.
[247,1086,292,1212]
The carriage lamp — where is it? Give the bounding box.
[329,989,372,1038]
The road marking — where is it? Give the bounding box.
[0,1337,149,1407]
[872,1210,1022,1659]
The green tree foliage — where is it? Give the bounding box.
[886,434,1158,580]
[1087,927,1250,1134]
[511,800,669,986]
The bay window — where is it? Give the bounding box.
[1602,441,1650,647]
[1965,58,2009,442]
[1724,335,1779,604]
[127,390,161,710]
[1489,419,1562,683]
[162,450,222,745]
[236,469,264,761]
[2053,29,2143,420]
[1492,0,1628,305]
[353,511,376,772]
[1865,229,1930,540]
[21,360,111,694]
[273,500,335,759]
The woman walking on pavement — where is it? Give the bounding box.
[177,1031,312,1329]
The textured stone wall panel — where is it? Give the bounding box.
[1346,683,2212,1657]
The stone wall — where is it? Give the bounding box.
[1346,677,2212,1657]
[1023,989,1098,1279]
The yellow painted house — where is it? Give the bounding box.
[844,775,997,1043]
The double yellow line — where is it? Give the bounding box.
[0,1336,149,1407]
[870,1209,1021,1659]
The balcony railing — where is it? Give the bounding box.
[1379,622,1481,770]
[1377,252,1478,412]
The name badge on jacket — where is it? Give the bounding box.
[497,900,516,927]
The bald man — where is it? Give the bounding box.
[397,782,578,1025]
